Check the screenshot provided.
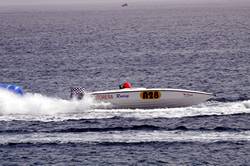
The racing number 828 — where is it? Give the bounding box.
[140,91,161,100]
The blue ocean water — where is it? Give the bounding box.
[0,5,250,165]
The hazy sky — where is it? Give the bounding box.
[0,0,249,8]
[0,0,247,5]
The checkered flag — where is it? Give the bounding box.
[70,87,85,100]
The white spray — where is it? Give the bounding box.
[0,89,105,115]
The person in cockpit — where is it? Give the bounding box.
[119,81,132,89]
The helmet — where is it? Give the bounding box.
[122,81,132,89]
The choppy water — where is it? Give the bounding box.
[0,5,250,165]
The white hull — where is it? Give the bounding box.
[89,88,213,109]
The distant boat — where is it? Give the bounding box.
[0,83,24,95]
[121,3,128,7]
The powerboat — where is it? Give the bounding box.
[0,83,213,109]
[70,83,213,109]
[90,88,213,109]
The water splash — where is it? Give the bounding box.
[0,89,109,116]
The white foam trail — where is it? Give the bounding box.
[0,89,250,121]
[0,89,108,116]
[1,130,250,144]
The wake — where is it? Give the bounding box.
[1,130,250,145]
[0,89,108,116]
[0,89,249,121]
